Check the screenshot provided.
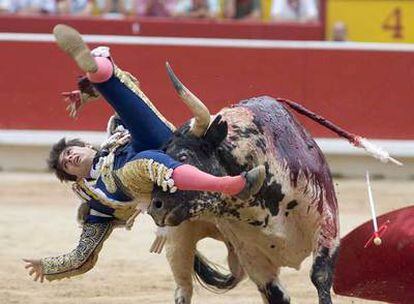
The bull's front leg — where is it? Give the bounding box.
[165,221,197,304]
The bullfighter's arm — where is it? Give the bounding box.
[40,221,113,281]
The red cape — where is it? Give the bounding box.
[333,206,414,303]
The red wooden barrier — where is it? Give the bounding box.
[1,37,413,140]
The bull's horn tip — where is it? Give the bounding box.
[165,62,173,74]
[165,63,183,94]
[165,62,176,78]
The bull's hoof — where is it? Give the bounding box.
[237,165,266,200]
[53,24,97,73]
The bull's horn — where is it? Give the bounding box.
[166,62,210,137]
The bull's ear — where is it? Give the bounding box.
[203,115,228,147]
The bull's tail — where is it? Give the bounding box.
[277,98,402,166]
[193,250,241,293]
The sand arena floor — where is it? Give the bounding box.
[0,172,412,304]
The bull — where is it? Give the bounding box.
[148,64,395,304]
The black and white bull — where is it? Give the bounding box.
[149,64,343,304]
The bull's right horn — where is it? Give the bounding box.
[166,62,210,137]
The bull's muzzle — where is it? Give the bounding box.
[148,198,189,227]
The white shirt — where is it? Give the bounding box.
[271,0,318,22]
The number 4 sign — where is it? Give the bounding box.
[382,8,403,39]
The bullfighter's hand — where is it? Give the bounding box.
[23,258,45,283]
[62,90,83,118]
[62,89,96,119]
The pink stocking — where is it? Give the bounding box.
[172,164,245,195]
[86,57,113,83]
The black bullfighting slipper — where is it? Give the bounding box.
[53,24,97,73]
[237,165,266,200]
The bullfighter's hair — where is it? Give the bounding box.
[47,137,87,182]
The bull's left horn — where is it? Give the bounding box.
[166,62,210,137]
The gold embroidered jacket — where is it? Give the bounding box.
[41,222,113,281]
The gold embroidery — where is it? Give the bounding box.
[114,158,154,200]
[114,157,177,199]
[99,132,131,194]
[114,66,176,132]
[76,179,137,221]
[100,152,117,193]
[41,222,113,281]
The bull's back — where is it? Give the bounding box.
[221,96,337,213]
[225,96,326,175]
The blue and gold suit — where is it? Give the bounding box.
[41,66,182,280]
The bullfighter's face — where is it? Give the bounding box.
[59,145,96,179]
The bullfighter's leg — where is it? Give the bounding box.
[126,150,265,197]
[310,209,340,304]
[91,62,174,151]
[53,24,174,151]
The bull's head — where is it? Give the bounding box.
[148,63,231,226]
